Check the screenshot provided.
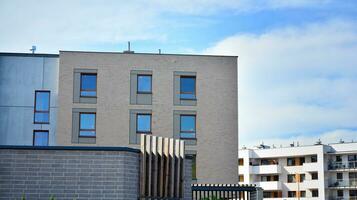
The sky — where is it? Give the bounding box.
[1,0,357,148]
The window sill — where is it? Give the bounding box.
[180,137,197,140]
[80,96,97,98]
[137,92,152,94]
[34,122,50,124]
[79,136,96,138]
[136,132,152,134]
[180,98,197,101]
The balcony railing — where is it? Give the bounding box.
[328,179,357,188]
[329,161,357,170]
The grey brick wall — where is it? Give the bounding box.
[0,147,140,200]
[184,158,192,200]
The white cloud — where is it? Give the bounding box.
[204,19,357,147]
[0,0,332,53]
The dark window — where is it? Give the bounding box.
[137,75,152,93]
[300,174,305,182]
[80,74,97,97]
[350,190,357,197]
[180,115,196,139]
[192,155,197,180]
[336,155,342,162]
[180,76,196,100]
[337,172,343,180]
[287,174,296,183]
[239,158,244,166]
[337,190,344,197]
[288,191,296,197]
[348,155,357,161]
[34,91,50,124]
[300,157,305,165]
[312,189,319,197]
[287,158,295,166]
[79,113,96,137]
[311,172,318,180]
[300,191,306,198]
[311,155,317,163]
[239,175,244,182]
[33,130,49,146]
[136,114,151,134]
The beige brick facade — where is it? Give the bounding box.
[56,51,238,183]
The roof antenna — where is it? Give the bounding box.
[123,41,134,54]
[30,45,36,54]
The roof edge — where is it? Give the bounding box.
[0,52,59,57]
[0,145,140,153]
[59,50,238,58]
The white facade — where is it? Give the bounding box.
[239,142,357,200]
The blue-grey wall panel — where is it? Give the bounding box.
[0,55,59,145]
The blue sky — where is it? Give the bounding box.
[1,0,357,147]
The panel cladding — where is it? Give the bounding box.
[0,148,140,200]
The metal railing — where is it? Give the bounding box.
[328,161,357,170]
[191,184,263,200]
[328,179,357,187]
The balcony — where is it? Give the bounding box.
[328,161,357,171]
[303,162,319,172]
[328,179,357,188]
[255,181,282,190]
[251,164,281,174]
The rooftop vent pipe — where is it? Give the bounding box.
[123,41,134,54]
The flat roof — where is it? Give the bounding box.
[0,145,140,153]
[60,50,238,58]
[0,52,59,58]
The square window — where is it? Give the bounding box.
[79,113,96,137]
[80,74,97,97]
[300,191,306,197]
[33,131,49,146]
[180,76,196,100]
[312,189,319,197]
[136,114,151,133]
[287,174,296,183]
[312,172,318,180]
[180,115,196,139]
[288,191,296,197]
[137,75,152,93]
[287,158,295,166]
[34,91,50,124]
[311,155,317,162]
[337,190,344,197]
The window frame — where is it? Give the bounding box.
[311,155,318,163]
[80,73,97,98]
[33,90,51,124]
[180,76,196,100]
[311,189,319,197]
[79,112,96,138]
[136,113,152,134]
[137,74,152,94]
[179,114,196,139]
[33,130,49,146]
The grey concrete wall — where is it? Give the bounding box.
[57,51,238,184]
[0,54,59,145]
[0,146,140,200]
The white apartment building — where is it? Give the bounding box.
[239,141,357,200]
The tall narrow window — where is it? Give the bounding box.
[136,114,151,134]
[180,76,196,100]
[137,75,152,94]
[34,91,50,124]
[79,113,96,137]
[33,130,49,146]
[180,115,196,139]
[192,155,197,180]
[80,74,97,97]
